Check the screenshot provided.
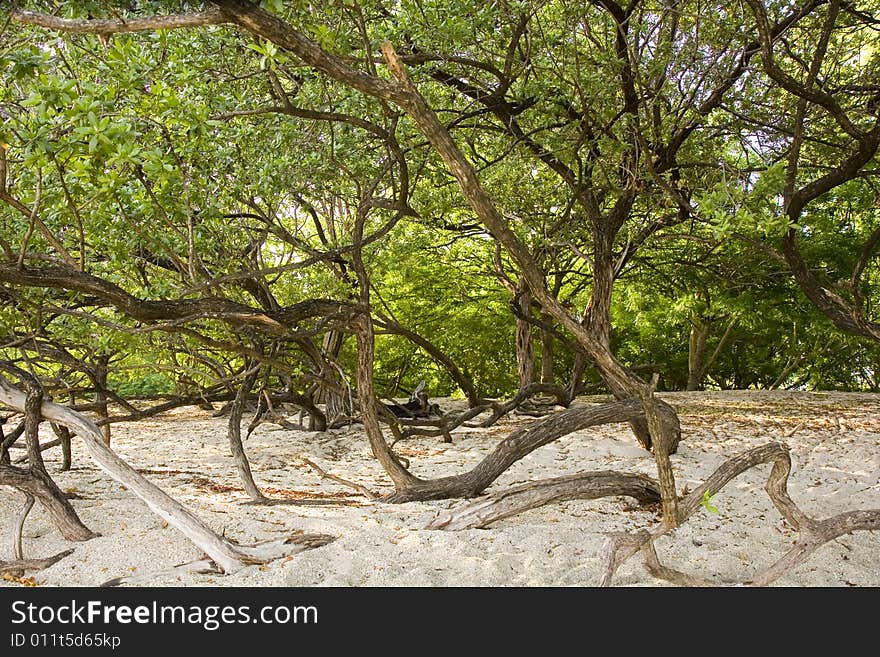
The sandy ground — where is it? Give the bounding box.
[1,390,878,587]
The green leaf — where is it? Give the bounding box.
[701,489,720,515]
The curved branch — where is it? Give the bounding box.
[384,397,650,502]
[426,471,660,530]
[599,441,880,586]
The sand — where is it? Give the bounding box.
[1,390,878,587]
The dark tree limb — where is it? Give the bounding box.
[0,375,252,571]
[0,549,74,575]
[374,312,481,407]
[0,421,24,465]
[384,397,652,502]
[425,471,660,530]
[51,422,72,471]
[227,365,267,502]
[0,464,95,541]
[0,364,95,541]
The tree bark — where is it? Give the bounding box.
[52,422,73,471]
[514,283,537,390]
[94,354,111,446]
[384,397,663,502]
[227,366,266,501]
[687,319,710,391]
[540,318,555,385]
[0,464,96,541]
[599,441,880,586]
[426,471,660,530]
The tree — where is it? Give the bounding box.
[0,0,877,585]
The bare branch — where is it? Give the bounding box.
[11,7,227,34]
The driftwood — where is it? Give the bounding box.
[597,442,880,586]
[100,532,335,587]
[426,471,661,530]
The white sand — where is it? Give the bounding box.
[1,390,878,587]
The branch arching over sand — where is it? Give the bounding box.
[426,471,661,530]
[598,442,880,586]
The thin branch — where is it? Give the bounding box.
[300,457,379,500]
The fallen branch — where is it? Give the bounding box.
[0,549,74,575]
[426,471,660,530]
[100,532,335,587]
[300,456,379,500]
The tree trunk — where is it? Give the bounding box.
[94,354,111,446]
[687,319,710,391]
[0,421,24,465]
[583,242,662,450]
[0,464,96,541]
[688,314,739,391]
[540,319,555,385]
[304,331,352,426]
[227,366,266,501]
[566,352,589,401]
[514,283,536,389]
[51,422,72,471]
[0,374,254,573]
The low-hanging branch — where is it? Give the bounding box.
[0,262,359,334]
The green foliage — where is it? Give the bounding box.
[1,0,878,410]
[701,489,720,515]
[109,372,174,398]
